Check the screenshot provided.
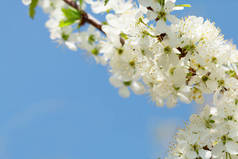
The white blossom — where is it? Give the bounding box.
[22,0,238,108]
[22,0,32,5]
[23,0,238,158]
[167,89,238,159]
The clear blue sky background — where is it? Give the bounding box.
[0,0,238,159]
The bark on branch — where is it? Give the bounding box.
[63,0,125,46]
[63,0,105,34]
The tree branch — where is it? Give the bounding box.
[63,0,125,46]
[63,0,105,34]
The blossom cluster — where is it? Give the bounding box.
[23,0,238,107]
[23,0,238,158]
[167,89,238,159]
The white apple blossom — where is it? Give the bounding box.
[22,0,238,108]
[23,0,238,158]
[109,74,145,98]
[139,0,179,23]
[167,89,238,159]
[85,0,134,14]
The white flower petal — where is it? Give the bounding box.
[119,87,130,98]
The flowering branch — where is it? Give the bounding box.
[63,0,105,34]
[22,0,238,158]
[23,0,238,109]
[63,0,126,45]
[167,89,238,159]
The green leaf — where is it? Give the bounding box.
[59,19,77,28]
[61,8,81,20]
[104,0,110,6]
[176,4,192,8]
[29,0,39,19]
[59,8,81,28]
[79,0,83,8]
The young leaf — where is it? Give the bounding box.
[79,0,83,8]
[59,8,81,28]
[176,4,192,8]
[59,19,77,28]
[29,0,39,19]
[61,8,81,20]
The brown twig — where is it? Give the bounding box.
[63,0,79,9]
[63,0,126,46]
[63,0,105,34]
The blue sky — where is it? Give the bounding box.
[0,0,238,159]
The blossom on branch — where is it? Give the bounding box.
[22,1,238,158]
[167,89,238,159]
